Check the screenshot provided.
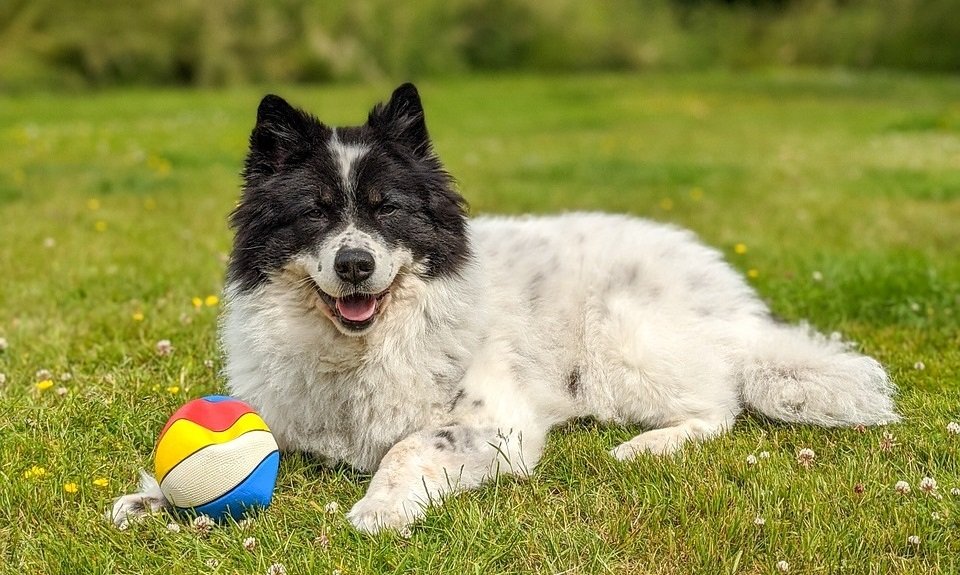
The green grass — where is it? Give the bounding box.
[1,70,960,574]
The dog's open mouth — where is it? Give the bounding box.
[315,288,390,331]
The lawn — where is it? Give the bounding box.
[1,70,959,574]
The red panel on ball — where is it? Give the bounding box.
[158,396,255,440]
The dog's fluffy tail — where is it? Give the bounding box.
[740,323,899,427]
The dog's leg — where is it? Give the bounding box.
[347,424,545,534]
[609,411,735,459]
[107,471,171,528]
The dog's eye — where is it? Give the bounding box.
[306,207,326,220]
[377,203,400,217]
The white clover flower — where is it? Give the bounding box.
[907,535,920,546]
[193,514,214,535]
[796,448,815,468]
[167,523,181,533]
[324,501,340,514]
[35,368,53,381]
[914,361,925,371]
[746,454,758,466]
[398,525,413,539]
[895,480,911,495]
[758,451,770,459]
[950,487,960,496]
[754,516,766,526]
[0,373,6,385]
[60,372,72,381]
[0,337,8,351]
[243,536,257,551]
[879,431,897,452]
[266,564,287,575]
[920,476,937,494]
[43,237,56,248]
[776,560,790,573]
[205,559,219,569]
[155,339,174,356]
[238,517,255,530]
[811,271,823,282]
[947,422,960,435]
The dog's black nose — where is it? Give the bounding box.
[334,248,376,284]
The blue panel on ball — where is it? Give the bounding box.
[202,395,235,403]
[181,450,280,521]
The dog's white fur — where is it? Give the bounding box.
[110,212,898,533]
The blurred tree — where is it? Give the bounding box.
[0,0,956,92]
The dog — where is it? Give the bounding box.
[111,83,899,533]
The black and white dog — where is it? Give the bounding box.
[112,84,898,533]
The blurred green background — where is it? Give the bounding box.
[1,0,958,92]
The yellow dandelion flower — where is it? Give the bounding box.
[64,482,78,494]
[192,297,203,308]
[132,311,145,322]
[166,385,180,394]
[93,478,109,488]
[747,269,760,279]
[734,243,748,255]
[204,295,219,307]
[86,198,101,211]
[95,221,108,232]
[147,155,172,176]
[36,379,54,392]
[689,187,704,201]
[658,198,674,211]
[24,465,47,479]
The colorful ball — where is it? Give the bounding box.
[155,395,280,521]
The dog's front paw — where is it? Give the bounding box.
[346,495,424,535]
[106,472,171,529]
[108,492,168,529]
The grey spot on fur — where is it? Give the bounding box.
[646,284,662,299]
[448,389,465,412]
[687,273,709,291]
[461,429,476,449]
[435,429,456,449]
[567,366,581,396]
[434,442,447,451]
[472,399,484,408]
[697,307,713,317]
[624,264,639,285]
[528,272,545,308]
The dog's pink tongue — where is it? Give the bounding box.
[336,295,377,322]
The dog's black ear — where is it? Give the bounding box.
[245,94,315,177]
[368,83,431,158]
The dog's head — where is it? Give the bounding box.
[227,84,470,336]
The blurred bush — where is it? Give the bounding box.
[0,0,957,91]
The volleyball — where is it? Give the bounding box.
[154,395,280,521]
